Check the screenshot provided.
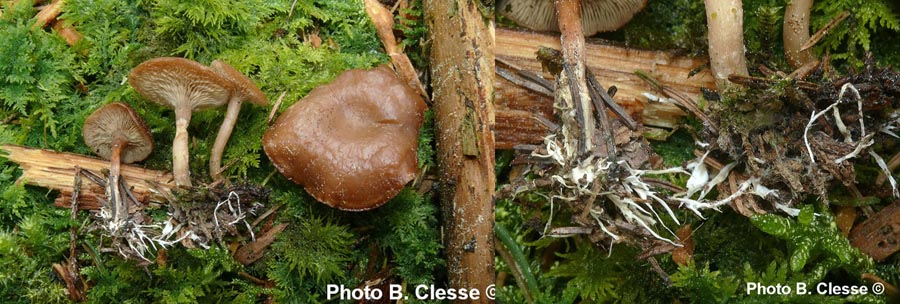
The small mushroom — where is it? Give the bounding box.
[83,102,153,223]
[129,57,231,187]
[262,66,426,211]
[208,59,268,182]
[497,0,647,36]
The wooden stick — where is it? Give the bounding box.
[425,0,495,300]
[1,145,174,206]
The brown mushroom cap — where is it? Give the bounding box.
[262,65,426,211]
[497,0,647,36]
[210,60,268,106]
[83,102,154,163]
[128,57,231,111]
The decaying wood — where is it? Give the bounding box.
[671,225,694,266]
[52,262,85,301]
[494,28,716,149]
[31,0,60,29]
[364,0,428,100]
[850,203,900,261]
[52,21,83,46]
[234,223,287,265]
[1,144,174,206]
[425,0,495,301]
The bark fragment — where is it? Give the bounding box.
[851,203,900,261]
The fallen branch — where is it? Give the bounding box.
[425,0,496,299]
[1,144,174,206]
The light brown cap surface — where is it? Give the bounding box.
[129,57,231,111]
[498,0,647,35]
[263,65,426,211]
[210,60,268,106]
[83,102,154,163]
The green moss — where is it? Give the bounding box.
[812,0,900,68]
[650,128,696,167]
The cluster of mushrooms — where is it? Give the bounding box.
[79,57,424,259]
[126,57,269,187]
[84,57,425,220]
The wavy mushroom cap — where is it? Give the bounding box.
[497,0,647,36]
[83,102,154,163]
[129,57,231,111]
[263,66,426,211]
[210,60,268,106]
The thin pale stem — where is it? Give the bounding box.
[210,97,242,181]
[173,106,193,187]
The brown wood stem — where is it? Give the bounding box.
[424,0,495,301]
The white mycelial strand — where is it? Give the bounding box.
[590,208,619,241]
[870,151,899,198]
[700,162,737,200]
[608,194,678,245]
[804,83,864,164]
[804,101,841,164]
[835,134,874,164]
[773,202,801,216]
[684,151,710,198]
[833,105,852,142]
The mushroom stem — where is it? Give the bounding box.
[173,106,193,187]
[210,97,242,181]
[704,0,749,90]
[109,137,127,225]
[555,0,596,155]
[784,0,815,69]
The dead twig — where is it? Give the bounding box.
[234,223,287,265]
[637,71,718,134]
[799,11,850,52]
[586,68,638,130]
[363,0,429,102]
[495,65,553,96]
[266,91,287,125]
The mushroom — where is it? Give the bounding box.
[208,59,268,182]
[82,102,153,224]
[262,65,426,211]
[129,57,231,187]
[497,0,647,36]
